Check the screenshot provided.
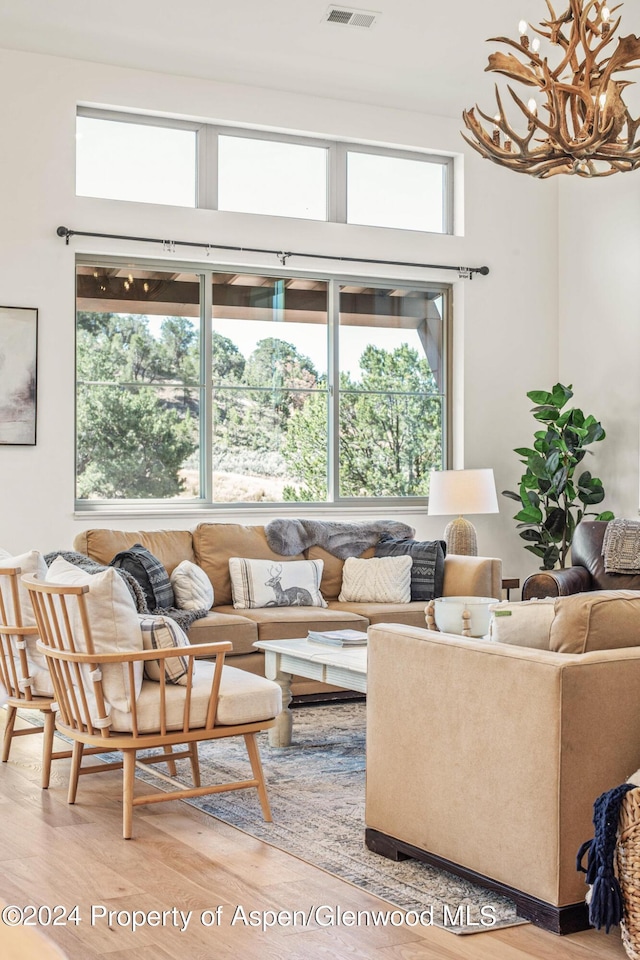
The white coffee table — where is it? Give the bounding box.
[254,637,367,747]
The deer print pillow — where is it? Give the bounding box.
[228,558,327,609]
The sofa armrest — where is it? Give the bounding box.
[522,565,592,600]
[442,555,502,599]
[365,623,640,908]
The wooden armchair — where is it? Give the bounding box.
[24,574,281,839]
[0,564,73,788]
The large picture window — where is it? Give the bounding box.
[76,259,449,507]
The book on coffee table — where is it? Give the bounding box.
[307,629,368,646]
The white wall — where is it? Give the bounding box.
[559,177,640,523]
[0,47,559,587]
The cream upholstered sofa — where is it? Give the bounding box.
[73,524,502,696]
[365,591,640,934]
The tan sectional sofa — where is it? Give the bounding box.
[73,523,502,696]
[365,593,640,933]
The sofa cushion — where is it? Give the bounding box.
[109,661,281,733]
[171,559,214,611]
[229,557,326,609]
[550,590,640,654]
[186,611,258,657]
[0,548,53,696]
[46,556,143,713]
[339,556,412,603]
[374,536,446,601]
[139,615,189,685]
[194,523,303,607]
[327,599,429,628]
[488,598,556,649]
[73,529,195,575]
[214,605,368,642]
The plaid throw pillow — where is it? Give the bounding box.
[374,537,446,601]
[110,544,175,610]
[139,616,189,685]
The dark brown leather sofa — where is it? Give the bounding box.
[523,520,640,599]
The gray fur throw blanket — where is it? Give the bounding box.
[44,551,208,634]
[264,518,416,559]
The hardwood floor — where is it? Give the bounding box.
[0,712,628,960]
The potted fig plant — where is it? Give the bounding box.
[503,382,614,570]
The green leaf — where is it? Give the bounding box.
[552,466,568,496]
[545,449,560,476]
[527,389,553,405]
[527,454,549,479]
[551,383,573,408]
[502,490,522,503]
[584,422,605,444]
[522,473,541,490]
[526,490,540,508]
[515,505,543,524]
[566,408,584,428]
[524,544,547,558]
[544,507,566,540]
[533,406,560,422]
[519,529,542,542]
[597,510,615,521]
[579,486,605,506]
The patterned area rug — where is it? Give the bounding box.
[132,700,525,935]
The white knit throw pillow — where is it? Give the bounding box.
[339,556,412,603]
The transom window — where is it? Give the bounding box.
[75,259,450,507]
[75,109,453,234]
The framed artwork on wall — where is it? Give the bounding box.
[0,306,38,445]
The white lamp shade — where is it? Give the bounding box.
[428,468,499,516]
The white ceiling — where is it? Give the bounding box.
[3,1,640,120]
[0,0,570,119]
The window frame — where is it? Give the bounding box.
[76,107,454,235]
[74,254,452,513]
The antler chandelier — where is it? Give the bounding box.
[462,1,640,178]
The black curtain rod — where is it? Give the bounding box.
[56,225,489,278]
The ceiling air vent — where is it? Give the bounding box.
[324,7,378,29]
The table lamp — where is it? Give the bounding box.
[428,468,499,556]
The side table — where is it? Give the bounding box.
[502,577,520,600]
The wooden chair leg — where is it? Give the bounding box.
[161,744,177,777]
[1,705,17,763]
[244,733,272,822]
[123,749,136,840]
[68,741,85,804]
[188,741,201,787]
[41,710,56,789]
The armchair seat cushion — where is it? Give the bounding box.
[110,662,282,733]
